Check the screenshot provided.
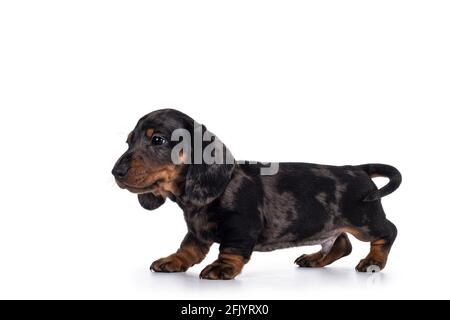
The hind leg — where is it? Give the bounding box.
[347,219,397,273]
[295,233,353,268]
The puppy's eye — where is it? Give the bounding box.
[151,135,167,146]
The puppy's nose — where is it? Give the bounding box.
[112,164,129,180]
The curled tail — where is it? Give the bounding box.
[358,164,402,202]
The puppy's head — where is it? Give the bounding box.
[112,109,235,209]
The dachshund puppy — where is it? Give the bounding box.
[112,109,401,280]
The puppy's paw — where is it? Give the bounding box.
[199,262,240,280]
[295,253,324,268]
[150,255,188,273]
[355,259,384,273]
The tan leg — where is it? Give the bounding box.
[151,234,211,273]
[355,239,390,272]
[296,233,352,268]
[199,252,247,280]
[343,220,397,273]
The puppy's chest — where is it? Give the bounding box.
[183,208,218,242]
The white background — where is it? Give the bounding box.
[0,1,449,299]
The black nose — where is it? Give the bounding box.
[112,164,129,180]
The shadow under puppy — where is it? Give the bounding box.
[112,109,401,280]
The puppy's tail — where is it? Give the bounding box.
[358,164,402,202]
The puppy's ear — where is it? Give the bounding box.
[184,125,235,206]
[185,163,234,206]
[138,193,166,210]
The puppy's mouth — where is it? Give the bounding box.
[116,179,162,194]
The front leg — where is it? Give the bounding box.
[200,213,260,280]
[150,233,211,273]
[199,249,249,280]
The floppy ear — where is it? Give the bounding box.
[138,193,166,210]
[185,163,235,206]
[184,125,235,206]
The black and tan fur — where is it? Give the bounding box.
[112,109,401,280]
